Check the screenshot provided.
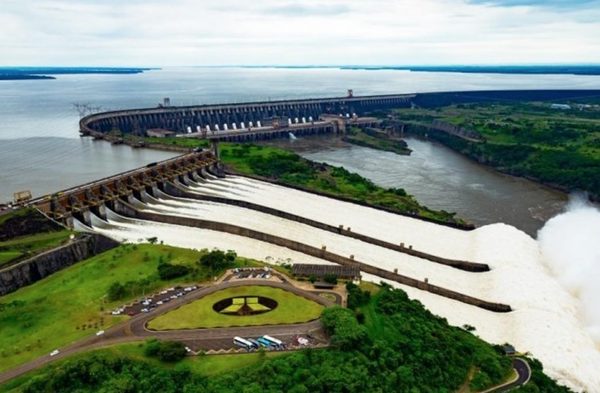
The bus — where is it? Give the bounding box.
[233,336,254,350]
[256,337,273,348]
[262,335,284,348]
[246,338,261,349]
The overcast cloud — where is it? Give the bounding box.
[1,0,599,66]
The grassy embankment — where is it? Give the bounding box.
[0,231,72,267]
[343,126,412,155]
[134,136,466,226]
[0,208,72,267]
[0,243,259,373]
[393,102,600,199]
[148,285,324,330]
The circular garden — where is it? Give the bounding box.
[147,285,324,330]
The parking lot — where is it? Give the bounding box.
[111,285,200,317]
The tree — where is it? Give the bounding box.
[107,282,126,301]
[323,274,338,285]
[157,262,190,280]
[145,339,187,362]
[198,250,236,271]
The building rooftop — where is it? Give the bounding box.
[292,263,360,279]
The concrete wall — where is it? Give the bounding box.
[0,234,119,296]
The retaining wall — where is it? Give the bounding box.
[0,234,119,296]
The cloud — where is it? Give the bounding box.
[0,0,599,66]
[263,3,351,16]
[467,0,600,8]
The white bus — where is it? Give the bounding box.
[262,335,283,348]
[233,336,254,350]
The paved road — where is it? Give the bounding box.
[481,358,531,393]
[0,279,335,385]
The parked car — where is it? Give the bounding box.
[50,349,60,357]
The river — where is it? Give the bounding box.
[263,135,568,236]
[1,66,597,232]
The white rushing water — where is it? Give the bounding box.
[88,176,600,391]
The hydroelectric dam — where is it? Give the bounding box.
[18,91,600,390]
[79,92,412,141]
[24,92,520,315]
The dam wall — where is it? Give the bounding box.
[79,93,413,137]
[112,200,510,313]
[0,234,119,296]
[32,151,217,226]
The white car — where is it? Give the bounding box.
[185,346,192,353]
[160,290,168,295]
[96,330,105,336]
[111,310,121,315]
[141,308,149,313]
[50,349,60,357]
[156,301,163,305]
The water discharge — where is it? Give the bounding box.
[538,194,600,344]
[85,176,600,391]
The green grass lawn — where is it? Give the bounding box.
[0,342,286,393]
[0,230,72,267]
[148,286,324,330]
[0,243,258,373]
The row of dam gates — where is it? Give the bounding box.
[80,93,414,140]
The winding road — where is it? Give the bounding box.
[0,279,337,385]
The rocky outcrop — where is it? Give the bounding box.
[0,208,63,241]
[0,234,119,296]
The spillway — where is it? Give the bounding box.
[87,175,600,391]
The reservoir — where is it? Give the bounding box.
[264,136,568,236]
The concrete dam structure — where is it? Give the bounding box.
[34,151,218,227]
[79,93,413,141]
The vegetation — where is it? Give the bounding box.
[0,208,71,266]
[157,261,191,280]
[2,283,571,393]
[0,244,257,372]
[0,230,72,267]
[199,249,237,271]
[219,143,466,226]
[144,340,187,362]
[147,285,324,330]
[343,126,412,155]
[393,101,600,199]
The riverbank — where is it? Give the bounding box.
[342,126,412,155]
[390,101,600,202]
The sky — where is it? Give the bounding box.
[1,0,600,66]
